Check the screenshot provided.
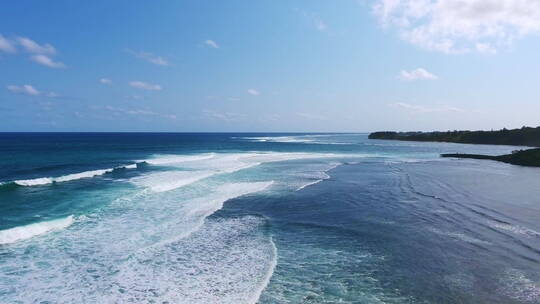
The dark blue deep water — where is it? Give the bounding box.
[0,133,539,303]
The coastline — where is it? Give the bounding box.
[441,149,540,167]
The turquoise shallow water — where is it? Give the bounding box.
[0,133,539,303]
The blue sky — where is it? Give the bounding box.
[1,0,540,132]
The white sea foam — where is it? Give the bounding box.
[0,215,74,245]
[130,170,216,192]
[131,152,355,192]
[107,216,277,304]
[295,162,341,191]
[12,164,137,187]
[0,182,276,303]
[239,136,315,143]
[499,269,540,303]
[248,237,278,304]
[141,153,216,165]
[488,222,540,238]
[238,135,354,145]
[429,228,491,245]
[296,173,329,191]
[13,177,55,186]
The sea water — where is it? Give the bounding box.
[0,133,539,303]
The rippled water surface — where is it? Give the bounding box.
[0,133,539,303]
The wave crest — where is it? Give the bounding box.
[4,164,138,187]
[0,215,74,245]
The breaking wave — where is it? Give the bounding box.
[0,215,74,245]
[2,164,138,187]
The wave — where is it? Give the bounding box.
[3,164,138,187]
[141,153,216,166]
[130,170,216,192]
[429,228,491,245]
[249,237,278,304]
[176,182,274,241]
[0,182,275,302]
[0,215,74,245]
[108,216,277,304]
[132,152,357,192]
[488,221,540,238]
[295,173,329,191]
[295,162,341,191]
[237,136,355,145]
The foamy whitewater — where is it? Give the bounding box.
[0,215,74,245]
[1,133,539,303]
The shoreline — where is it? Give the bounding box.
[441,149,540,167]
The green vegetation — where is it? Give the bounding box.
[441,149,540,167]
[368,126,540,147]
[369,126,540,167]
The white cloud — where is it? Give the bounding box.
[7,84,40,96]
[31,54,66,68]
[0,35,66,67]
[373,0,540,53]
[127,49,169,66]
[203,110,244,122]
[0,34,16,53]
[104,105,176,119]
[16,37,56,55]
[100,78,112,85]
[45,92,59,98]
[391,102,463,113]
[399,68,438,80]
[204,40,220,48]
[247,89,260,96]
[6,84,59,97]
[475,42,497,54]
[301,11,328,32]
[314,18,328,31]
[129,81,162,91]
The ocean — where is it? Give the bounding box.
[0,133,539,303]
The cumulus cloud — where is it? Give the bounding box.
[399,68,438,80]
[247,89,260,96]
[127,49,169,66]
[16,37,56,55]
[129,81,162,91]
[204,40,220,48]
[0,35,65,67]
[373,0,540,53]
[100,78,112,85]
[475,42,497,54]
[391,102,463,113]
[31,54,65,68]
[0,34,16,53]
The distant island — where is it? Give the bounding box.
[369,126,540,167]
[369,126,540,147]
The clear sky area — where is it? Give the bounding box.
[1,0,540,132]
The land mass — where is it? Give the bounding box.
[441,149,540,167]
[368,126,540,147]
[368,126,540,167]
